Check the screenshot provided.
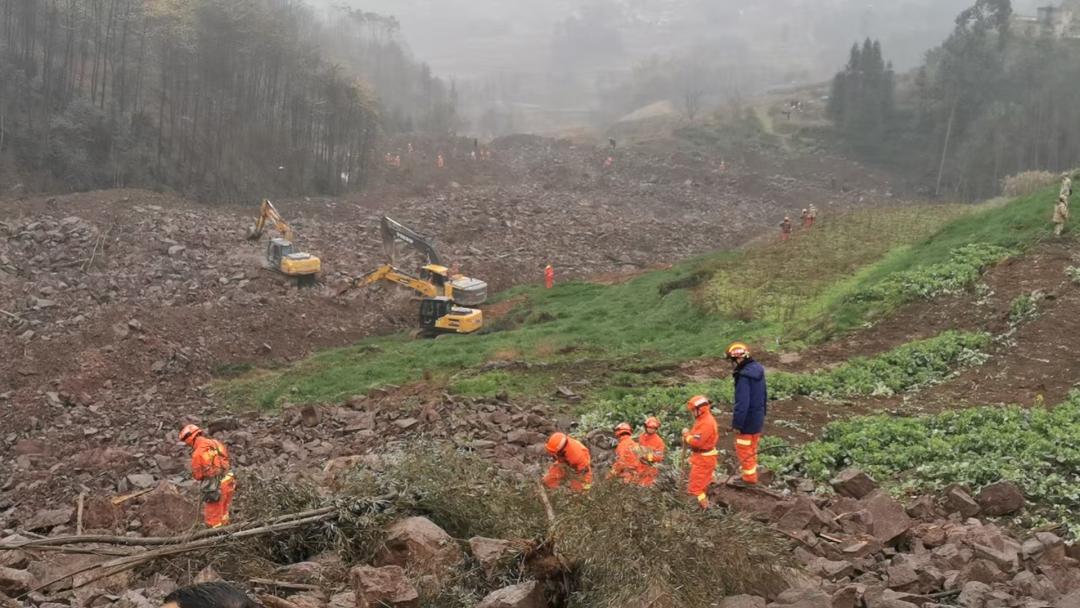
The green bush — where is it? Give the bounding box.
[848,243,1013,304]
[770,393,1080,536]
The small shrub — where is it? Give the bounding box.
[1066,266,1080,285]
[1008,291,1043,326]
[556,482,790,607]
[1001,170,1058,198]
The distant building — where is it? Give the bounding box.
[1012,0,1080,38]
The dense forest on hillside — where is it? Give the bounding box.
[827,0,1080,199]
[0,0,457,200]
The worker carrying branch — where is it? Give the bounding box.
[637,416,665,487]
[180,424,235,528]
[682,395,719,509]
[608,422,649,485]
[726,342,768,487]
[543,432,593,492]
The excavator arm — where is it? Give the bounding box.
[342,264,439,298]
[248,199,295,241]
[381,216,441,265]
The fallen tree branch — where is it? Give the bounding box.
[249,578,322,591]
[3,506,337,550]
[26,511,339,596]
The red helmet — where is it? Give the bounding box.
[686,395,710,412]
[644,416,661,430]
[179,424,203,445]
[546,432,569,455]
[613,422,632,438]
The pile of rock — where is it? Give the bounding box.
[721,469,1079,608]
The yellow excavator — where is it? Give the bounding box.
[246,199,321,287]
[343,216,487,335]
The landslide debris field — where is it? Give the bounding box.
[5,132,1080,608]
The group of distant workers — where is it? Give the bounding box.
[384,139,494,171]
[779,204,818,241]
[542,341,769,510]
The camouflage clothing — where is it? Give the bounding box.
[1053,197,1069,236]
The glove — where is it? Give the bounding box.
[200,476,222,503]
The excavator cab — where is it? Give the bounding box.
[421,264,488,306]
[267,238,319,286]
[419,297,483,336]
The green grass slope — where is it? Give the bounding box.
[215,187,1063,411]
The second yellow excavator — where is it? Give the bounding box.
[343,216,487,335]
[246,199,321,286]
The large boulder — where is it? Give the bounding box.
[861,490,912,545]
[830,469,880,500]
[22,508,74,532]
[135,483,198,534]
[476,580,545,608]
[975,482,1025,517]
[350,565,419,608]
[81,496,122,531]
[767,586,832,608]
[776,497,832,534]
[944,487,981,518]
[375,517,463,578]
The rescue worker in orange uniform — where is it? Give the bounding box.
[544,264,554,289]
[682,395,719,509]
[726,342,768,487]
[608,422,648,485]
[543,432,592,492]
[180,424,235,528]
[637,416,665,487]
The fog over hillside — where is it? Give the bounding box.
[302,0,1046,133]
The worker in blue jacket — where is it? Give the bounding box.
[726,342,767,486]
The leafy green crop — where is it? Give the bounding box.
[848,243,1013,304]
[769,393,1080,536]
[580,331,990,431]
[1008,292,1043,326]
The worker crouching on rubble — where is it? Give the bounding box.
[726,342,768,487]
[543,432,593,492]
[682,395,719,509]
[180,424,235,528]
[608,422,649,485]
[637,416,665,487]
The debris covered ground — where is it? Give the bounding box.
[11,132,1061,607]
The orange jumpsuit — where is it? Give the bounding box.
[637,431,666,487]
[609,435,649,485]
[683,409,719,508]
[191,436,235,528]
[543,437,592,492]
[545,265,554,289]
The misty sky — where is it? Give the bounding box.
[316,0,1045,81]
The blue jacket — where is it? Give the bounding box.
[732,359,768,435]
